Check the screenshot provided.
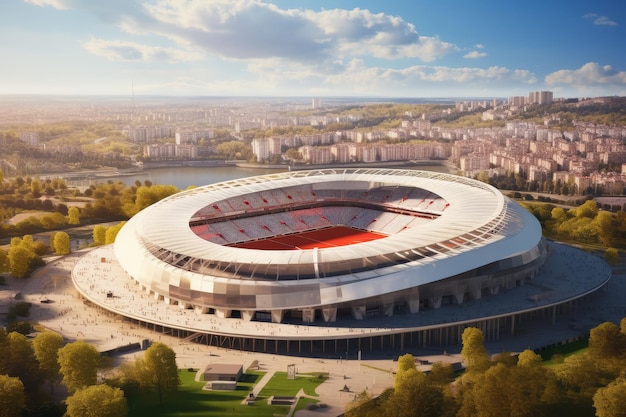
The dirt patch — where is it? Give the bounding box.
[6,211,49,225]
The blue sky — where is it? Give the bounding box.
[1,0,625,98]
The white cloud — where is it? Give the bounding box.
[72,1,460,64]
[246,57,537,96]
[583,13,618,27]
[23,0,69,9]
[545,62,626,93]
[463,51,487,59]
[307,8,459,61]
[83,38,203,62]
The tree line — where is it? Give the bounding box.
[522,199,626,260]
[346,320,626,417]
[0,327,179,417]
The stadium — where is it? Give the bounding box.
[72,168,611,355]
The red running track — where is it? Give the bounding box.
[230,226,386,250]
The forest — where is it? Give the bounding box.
[0,326,178,417]
[346,323,626,417]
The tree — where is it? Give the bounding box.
[92,225,107,246]
[32,331,64,394]
[588,322,626,364]
[105,222,125,244]
[344,390,376,417]
[394,353,416,389]
[467,360,551,417]
[0,248,8,272]
[57,340,101,393]
[517,349,542,367]
[605,248,619,266]
[133,184,179,213]
[386,367,444,417]
[6,332,41,394]
[65,384,128,417]
[67,206,80,225]
[593,379,626,417]
[461,327,490,372]
[30,179,42,198]
[142,342,179,406]
[0,375,26,417]
[426,362,455,387]
[8,244,37,278]
[52,231,71,255]
[0,329,9,374]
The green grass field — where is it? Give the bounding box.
[126,369,328,417]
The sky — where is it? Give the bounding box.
[1,0,625,99]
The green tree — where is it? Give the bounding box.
[133,184,179,214]
[461,327,490,372]
[32,331,64,394]
[142,342,179,406]
[67,206,80,225]
[51,231,71,255]
[461,360,550,417]
[344,390,376,417]
[6,332,41,394]
[30,179,42,198]
[605,248,619,266]
[0,375,26,417]
[8,244,36,278]
[576,199,599,218]
[0,329,9,374]
[92,225,107,246]
[386,367,444,417]
[595,211,614,245]
[517,349,542,367]
[105,222,125,244]
[593,379,626,417]
[66,384,128,417]
[588,322,626,370]
[0,249,8,272]
[57,340,101,393]
[394,353,416,389]
[427,362,455,387]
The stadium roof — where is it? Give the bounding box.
[115,169,540,289]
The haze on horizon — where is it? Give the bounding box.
[1,0,625,99]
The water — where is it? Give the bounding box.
[99,163,453,190]
[113,166,285,189]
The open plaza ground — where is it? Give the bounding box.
[1,244,624,416]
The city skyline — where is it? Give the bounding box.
[1,0,625,98]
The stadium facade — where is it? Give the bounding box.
[114,168,548,325]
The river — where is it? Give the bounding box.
[88,163,456,190]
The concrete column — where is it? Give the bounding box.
[302,309,316,323]
[194,306,210,314]
[322,307,337,322]
[271,309,284,323]
[429,296,442,309]
[241,310,254,321]
[351,306,366,320]
[215,308,232,318]
[454,291,464,305]
[383,303,394,317]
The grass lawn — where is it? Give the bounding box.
[539,338,588,366]
[127,369,328,417]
